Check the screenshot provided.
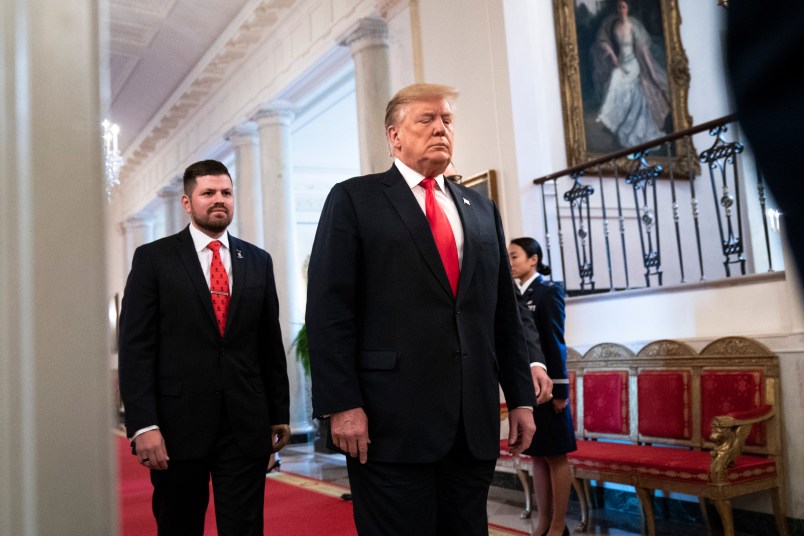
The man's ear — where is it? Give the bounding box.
[181,194,191,214]
[387,125,401,150]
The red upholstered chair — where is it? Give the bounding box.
[638,370,692,440]
[701,369,765,446]
[582,370,629,436]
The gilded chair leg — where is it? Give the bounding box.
[712,499,735,536]
[516,468,532,519]
[771,487,789,536]
[572,477,589,532]
[635,487,656,536]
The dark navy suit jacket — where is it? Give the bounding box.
[520,276,569,399]
[306,164,535,463]
[118,226,290,460]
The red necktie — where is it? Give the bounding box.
[208,241,230,336]
[420,177,460,296]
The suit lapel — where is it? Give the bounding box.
[382,166,454,300]
[176,227,219,332]
[226,235,246,335]
[445,180,480,303]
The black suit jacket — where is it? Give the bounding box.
[118,226,289,460]
[520,276,569,400]
[306,164,536,463]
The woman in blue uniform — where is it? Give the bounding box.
[509,237,576,536]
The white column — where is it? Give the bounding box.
[0,0,116,533]
[158,178,187,236]
[227,122,264,246]
[254,102,314,439]
[339,17,393,174]
[123,216,155,273]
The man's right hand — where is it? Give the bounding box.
[134,429,169,470]
[330,407,370,464]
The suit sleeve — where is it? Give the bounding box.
[516,287,546,367]
[117,246,160,437]
[492,204,537,409]
[539,284,569,399]
[259,252,290,424]
[305,183,364,417]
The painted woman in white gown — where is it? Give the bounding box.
[593,0,670,148]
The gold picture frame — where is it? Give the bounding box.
[457,169,497,203]
[553,0,694,175]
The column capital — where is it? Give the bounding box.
[225,121,259,146]
[123,214,154,231]
[338,17,389,55]
[253,101,295,127]
[157,176,184,198]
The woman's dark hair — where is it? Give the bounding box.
[510,237,551,276]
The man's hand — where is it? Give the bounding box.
[531,366,554,405]
[330,407,370,464]
[507,407,536,456]
[134,429,169,470]
[271,424,291,452]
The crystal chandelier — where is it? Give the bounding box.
[102,119,124,199]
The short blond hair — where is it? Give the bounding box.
[384,83,459,129]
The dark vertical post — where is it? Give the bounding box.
[756,164,774,272]
[667,141,686,283]
[597,164,614,291]
[541,182,555,281]
[554,178,568,286]
[614,161,630,290]
[688,143,706,281]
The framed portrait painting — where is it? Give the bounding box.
[457,169,497,203]
[553,0,694,174]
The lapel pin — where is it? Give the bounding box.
[236,250,244,259]
[463,197,470,206]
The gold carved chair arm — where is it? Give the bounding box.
[709,404,774,484]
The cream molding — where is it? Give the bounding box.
[119,0,295,183]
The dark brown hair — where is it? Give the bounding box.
[182,160,231,195]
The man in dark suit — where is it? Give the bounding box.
[118,159,290,536]
[306,83,537,535]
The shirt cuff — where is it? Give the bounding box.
[513,406,533,411]
[131,425,159,442]
[530,362,547,370]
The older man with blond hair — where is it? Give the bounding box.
[306,84,537,535]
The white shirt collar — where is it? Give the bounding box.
[517,272,540,293]
[395,158,447,192]
[188,223,230,253]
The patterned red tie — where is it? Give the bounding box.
[420,177,460,296]
[208,240,230,336]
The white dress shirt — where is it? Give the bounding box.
[395,158,465,267]
[188,223,233,289]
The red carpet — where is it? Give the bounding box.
[117,434,527,535]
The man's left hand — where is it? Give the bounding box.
[271,424,291,452]
[531,366,554,405]
[507,407,536,456]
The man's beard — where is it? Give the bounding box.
[194,206,232,234]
